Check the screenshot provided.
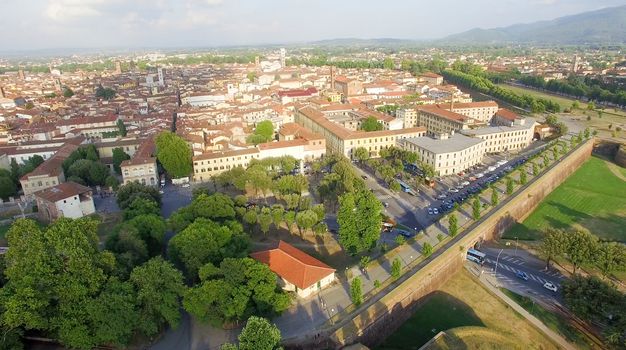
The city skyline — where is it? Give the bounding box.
[1,0,625,51]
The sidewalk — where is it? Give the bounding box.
[473,267,575,350]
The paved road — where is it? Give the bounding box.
[469,265,575,350]
[480,247,565,306]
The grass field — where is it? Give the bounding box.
[501,289,596,349]
[377,270,557,350]
[504,157,626,242]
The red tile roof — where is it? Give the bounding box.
[34,181,91,203]
[250,241,335,290]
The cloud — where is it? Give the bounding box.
[45,0,107,21]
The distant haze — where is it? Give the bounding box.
[1,0,625,50]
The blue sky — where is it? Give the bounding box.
[1,0,625,50]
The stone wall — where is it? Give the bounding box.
[615,144,626,168]
[307,139,594,349]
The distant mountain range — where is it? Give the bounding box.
[441,5,626,45]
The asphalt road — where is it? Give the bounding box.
[479,247,565,306]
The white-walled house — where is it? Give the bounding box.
[34,182,95,222]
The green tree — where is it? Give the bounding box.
[490,187,499,206]
[295,209,318,236]
[352,147,370,163]
[389,181,401,192]
[168,218,247,281]
[270,205,284,229]
[116,181,161,209]
[85,144,99,161]
[155,131,193,179]
[506,177,514,195]
[129,257,185,338]
[105,175,120,190]
[422,242,433,257]
[0,176,17,199]
[95,84,116,100]
[182,258,290,326]
[594,242,626,278]
[360,116,383,132]
[519,168,527,185]
[540,228,567,269]
[247,120,274,144]
[391,258,402,280]
[116,119,127,136]
[448,213,458,237]
[126,214,167,257]
[123,197,160,220]
[258,207,273,235]
[283,211,296,232]
[63,87,74,98]
[583,127,591,139]
[350,276,363,306]
[337,189,383,255]
[395,235,406,246]
[532,163,539,176]
[472,196,481,220]
[237,316,282,350]
[383,58,394,70]
[565,229,598,274]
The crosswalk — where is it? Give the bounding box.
[484,258,563,286]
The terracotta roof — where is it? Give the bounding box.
[495,108,520,121]
[21,142,79,180]
[418,105,471,123]
[34,181,91,203]
[250,241,335,290]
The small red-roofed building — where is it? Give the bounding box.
[250,240,336,298]
[34,181,95,222]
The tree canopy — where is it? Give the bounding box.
[155,131,193,179]
[182,258,290,326]
[360,116,384,132]
[337,189,383,255]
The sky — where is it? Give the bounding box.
[1,0,625,51]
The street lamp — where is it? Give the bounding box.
[494,248,504,280]
[514,237,519,257]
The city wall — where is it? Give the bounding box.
[285,138,594,349]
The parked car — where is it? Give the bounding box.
[516,271,529,281]
[437,194,447,199]
[397,230,415,238]
[476,172,484,178]
[543,282,558,292]
[487,166,497,172]
[427,207,434,215]
[382,202,389,208]
[433,208,439,215]
[361,175,368,180]
[449,188,460,193]
[497,160,508,166]
[461,181,470,186]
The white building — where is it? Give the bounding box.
[461,119,537,154]
[399,133,485,176]
[34,182,95,222]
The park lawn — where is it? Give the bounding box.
[497,83,576,111]
[377,270,557,350]
[501,289,596,349]
[504,157,626,242]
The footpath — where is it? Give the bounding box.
[471,266,575,350]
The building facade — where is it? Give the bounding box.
[400,133,485,176]
[35,182,95,222]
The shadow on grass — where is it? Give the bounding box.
[375,291,484,350]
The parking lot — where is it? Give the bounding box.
[358,140,550,231]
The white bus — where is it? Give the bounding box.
[466,248,486,265]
